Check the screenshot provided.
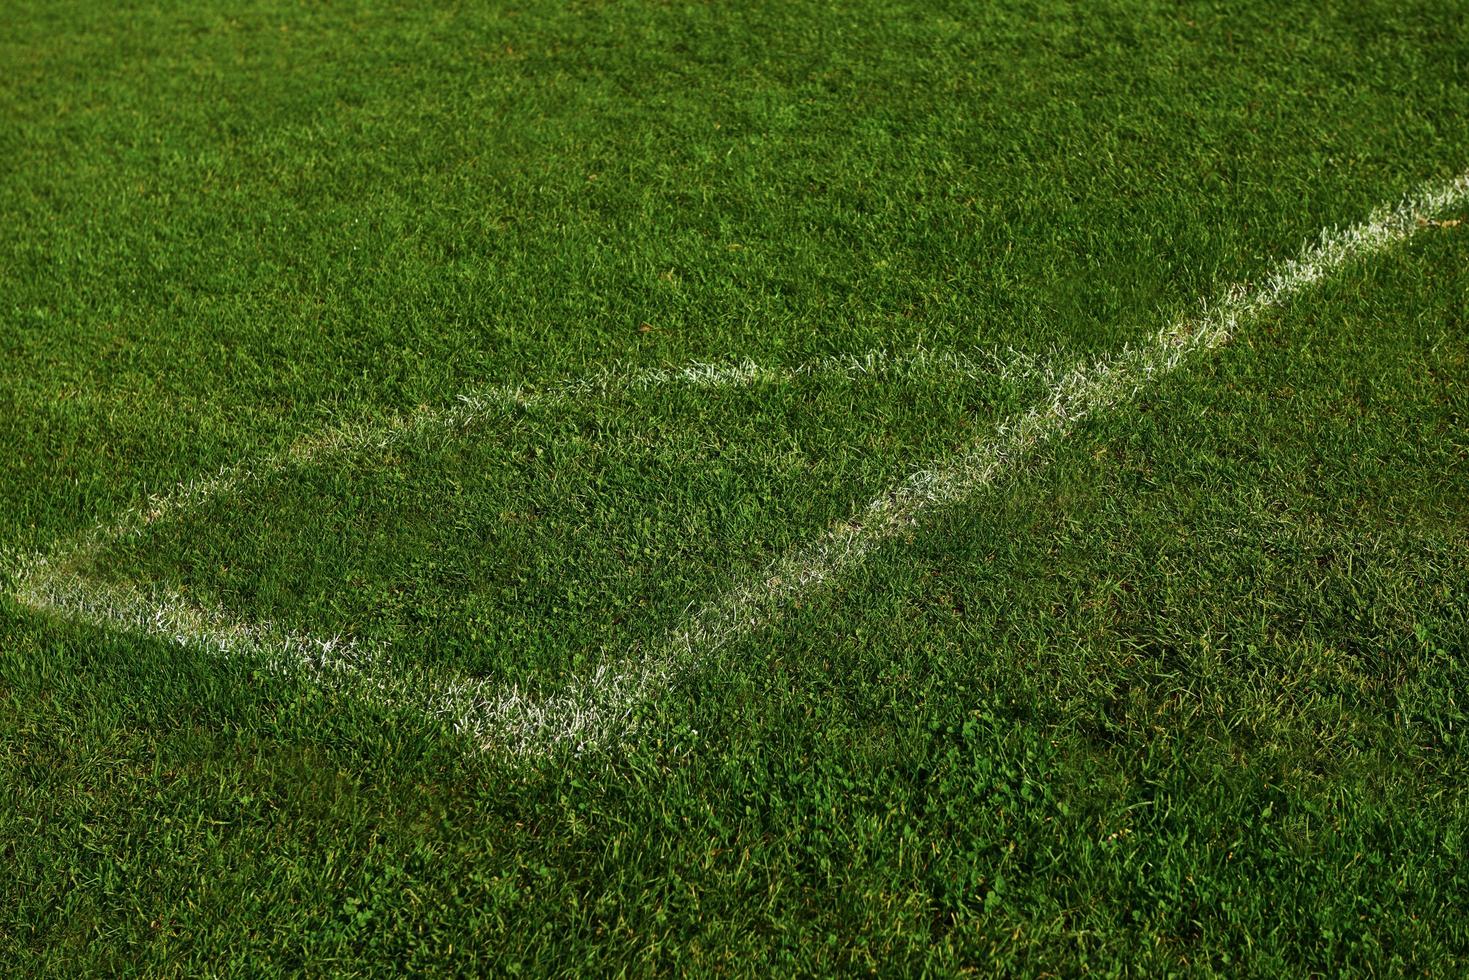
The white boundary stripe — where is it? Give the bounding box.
[7,345,1046,690]
[10,344,1042,576]
[15,572,363,675]
[415,169,1469,753]
[8,169,1469,756]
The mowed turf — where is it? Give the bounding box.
[73,350,1049,690]
[3,0,1468,974]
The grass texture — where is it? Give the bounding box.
[3,0,1468,974]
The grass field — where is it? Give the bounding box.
[3,0,1468,973]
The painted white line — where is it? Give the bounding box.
[407,168,1469,754]
[7,344,1047,698]
[16,345,1038,563]
[9,168,1468,757]
[14,571,363,675]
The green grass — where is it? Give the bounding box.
[3,0,1468,973]
[74,350,1050,688]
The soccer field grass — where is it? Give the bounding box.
[4,0,1468,973]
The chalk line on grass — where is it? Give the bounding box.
[13,570,363,675]
[6,344,1046,704]
[9,344,1034,596]
[417,168,1469,754]
[9,167,1469,756]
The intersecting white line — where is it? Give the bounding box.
[5,346,1048,701]
[419,169,1469,753]
[9,168,1469,757]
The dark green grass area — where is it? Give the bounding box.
[4,0,1469,974]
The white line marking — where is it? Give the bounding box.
[14,572,362,674]
[10,344,1041,572]
[416,168,1469,754]
[8,169,1469,756]
[6,345,1046,692]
